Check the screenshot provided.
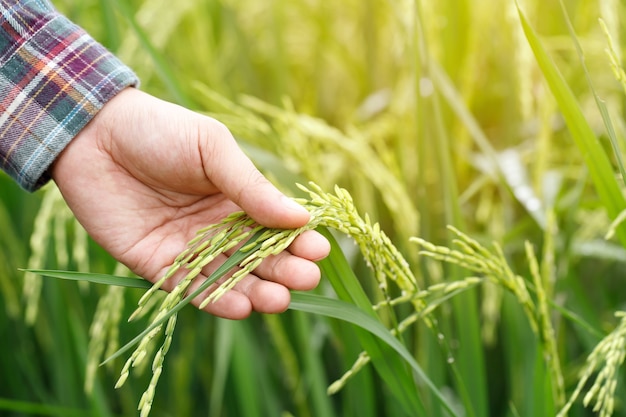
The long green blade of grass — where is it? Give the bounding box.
[289,292,458,417]
[558,0,626,186]
[209,318,235,417]
[0,398,89,417]
[291,311,337,417]
[32,263,601,343]
[22,269,152,289]
[97,0,121,51]
[110,0,192,107]
[230,320,277,417]
[517,3,626,247]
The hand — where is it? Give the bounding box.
[51,88,330,319]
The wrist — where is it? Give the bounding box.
[51,87,138,185]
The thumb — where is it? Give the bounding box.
[201,121,310,229]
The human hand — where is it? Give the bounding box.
[51,88,330,319]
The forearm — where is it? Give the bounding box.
[0,0,138,191]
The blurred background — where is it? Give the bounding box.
[1,0,626,416]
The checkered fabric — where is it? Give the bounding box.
[0,0,138,191]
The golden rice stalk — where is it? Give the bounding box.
[413,224,566,407]
[297,182,418,293]
[24,185,96,323]
[121,182,422,415]
[85,264,140,393]
[526,241,564,406]
[558,311,626,417]
[117,190,314,415]
[85,284,125,393]
[411,226,538,333]
[23,186,64,324]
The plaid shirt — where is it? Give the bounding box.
[0,0,138,191]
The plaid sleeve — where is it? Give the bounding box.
[0,0,139,191]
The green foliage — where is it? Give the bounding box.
[3,0,626,416]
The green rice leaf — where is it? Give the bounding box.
[289,291,459,417]
[110,0,192,107]
[97,0,121,51]
[209,319,235,417]
[21,269,152,289]
[0,398,88,417]
[517,3,626,247]
[556,0,626,187]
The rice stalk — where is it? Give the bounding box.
[327,351,371,395]
[557,311,626,417]
[296,181,427,393]
[412,227,540,341]
[71,219,90,274]
[116,0,195,81]
[380,278,482,358]
[52,197,71,270]
[263,314,312,417]
[507,0,534,123]
[526,240,564,406]
[111,0,192,106]
[22,188,54,324]
[296,182,418,293]
[115,212,316,415]
[0,199,23,317]
[23,186,64,324]
[113,182,427,416]
[602,22,626,96]
[372,277,483,309]
[606,209,626,240]
[0,248,20,318]
[22,185,98,323]
[412,221,570,407]
[429,63,548,230]
[84,264,133,394]
[518,2,626,247]
[412,227,535,327]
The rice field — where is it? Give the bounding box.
[2,0,626,416]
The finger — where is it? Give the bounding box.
[218,230,328,291]
[178,253,292,319]
[253,230,330,290]
[191,273,291,318]
[229,274,291,314]
[197,284,254,319]
[288,230,331,261]
[252,252,322,291]
[199,119,311,229]
[176,255,254,319]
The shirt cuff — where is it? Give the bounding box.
[0,1,139,191]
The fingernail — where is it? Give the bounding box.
[281,195,309,215]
